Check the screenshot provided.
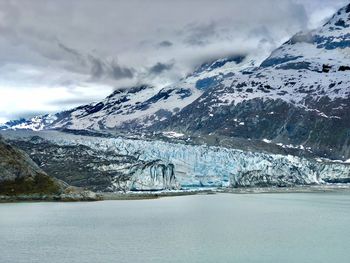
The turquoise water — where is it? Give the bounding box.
[0,193,349,263]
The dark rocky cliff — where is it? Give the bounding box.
[0,136,99,201]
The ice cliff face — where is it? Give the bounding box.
[121,161,178,191]
[4,131,350,191]
[4,132,180,192]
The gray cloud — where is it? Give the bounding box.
[89,56,135,80]
[58,42,82,60]
[109,60,135,80]
[183,22,217,46]
[158,41,173,47]
[149,62,174,74]
[89,55,104,79]
[58,41,135,81]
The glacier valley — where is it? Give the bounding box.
[2,130,350,192]
[2,4,350,194]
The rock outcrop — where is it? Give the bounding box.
[0,136,99,201]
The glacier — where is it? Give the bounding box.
[3,131,350,191]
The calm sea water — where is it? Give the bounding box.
[0,193,349,263]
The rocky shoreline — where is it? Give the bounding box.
[2,185,349,203]
[0,189,102,202]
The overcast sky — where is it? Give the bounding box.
[0,0,348,122]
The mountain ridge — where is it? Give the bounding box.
[0,53,256,131]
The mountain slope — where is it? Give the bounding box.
[0,136,61,196]
[1,55,254,131]
[157,4,350,160]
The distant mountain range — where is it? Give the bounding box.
[2,4,350,160]
[1,54,256,131]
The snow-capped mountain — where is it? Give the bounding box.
[1,54,254,131]
[0,115,58,131]
[159,4,350,160]
[3,4,350,160]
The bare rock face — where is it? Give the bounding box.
[0,136,99,201]
[0,136,62,196]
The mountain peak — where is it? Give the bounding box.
[259,3,350,71]
[323,3,350,29]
